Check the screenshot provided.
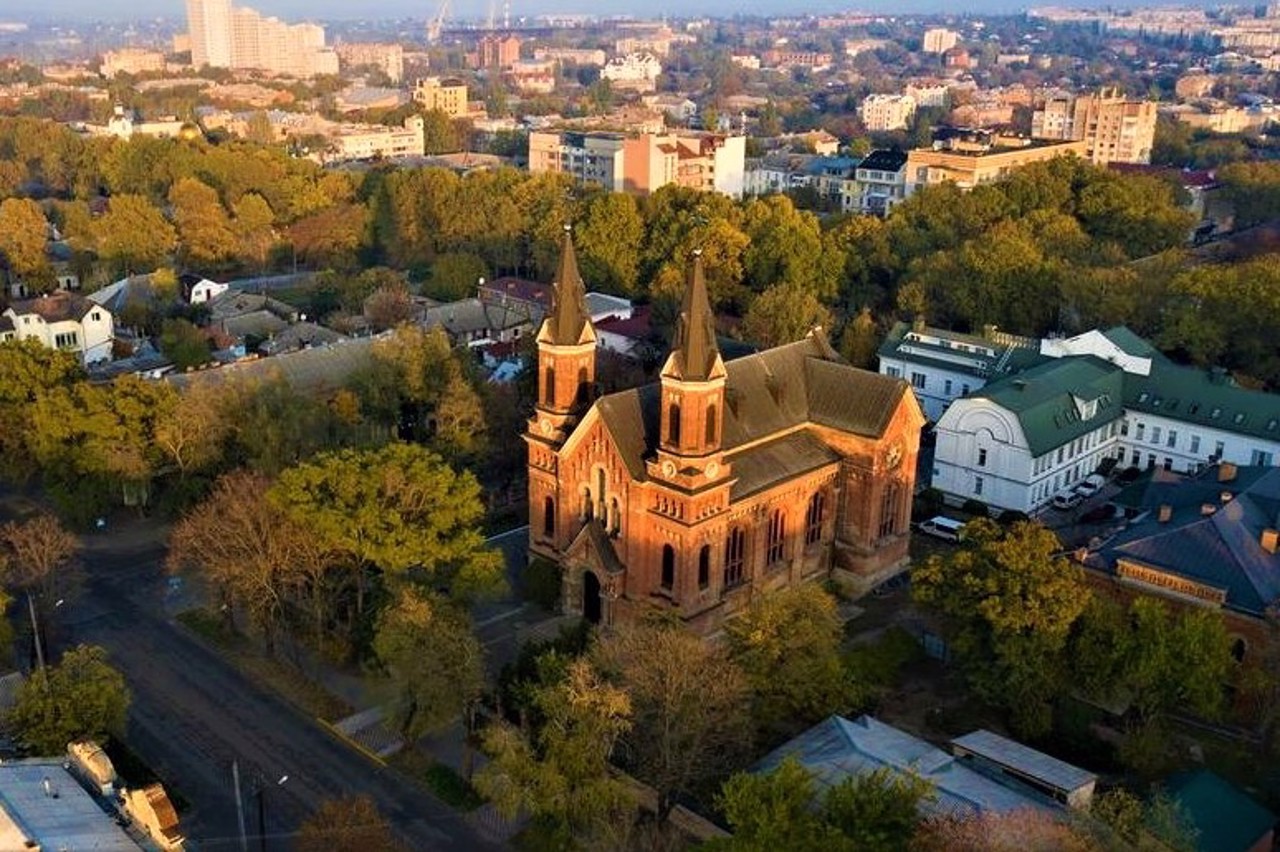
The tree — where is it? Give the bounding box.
[711,758,932,852]
[420,108,461,155]
[0,197,54,292]
[168,470,328,651]
[231,192,276,270]
[363,283,415,331]
[373,586,484,740]
[840,307,879,368]
[424,252,486,301]
[159,318,212,371]
[295,795,403,852]
[725,584,855,732]
[0,513,79,607]
[575,192,644,295]
[269,443,505,611]
[8,644,131,754]
[286,203,369,271]
[911,808,1095,852]
[912,520,1091,737]
[742,284,833,350]
[90,194,176,274]
[153,379,232,478]
[592,620,753,818]
[296,795,403,852]
[475,658,637,849]
[169,176,237,266]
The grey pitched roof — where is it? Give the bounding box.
[168,337,376,395]
[595,333,910,483]
[1086,465,1280,617]
[756,715,1052,819]
[730,430,841,501]
[877,321,1045,381]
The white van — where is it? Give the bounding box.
[918,516,967,542]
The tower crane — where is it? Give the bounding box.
[427,0,449,44]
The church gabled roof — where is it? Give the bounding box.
[664,252,723,382]
[541,226,594,346]
[596,332,911,484]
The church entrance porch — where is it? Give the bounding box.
[582,570,602,623]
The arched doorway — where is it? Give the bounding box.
[582,571,602,624]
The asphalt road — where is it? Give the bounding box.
[60,533,500,852]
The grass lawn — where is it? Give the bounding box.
[175,608,353,722]
[389,748,485,811]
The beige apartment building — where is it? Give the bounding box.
[185,0,338,77]
[412,77,470,117]
[528,130,746,197]
[1031,89,1157,165]
[860,94,917,132]
[335,42,404,83]
[100,49,166,78]
[922,27,958,54]
[905,132,1088,194]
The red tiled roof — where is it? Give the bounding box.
[479,276,553,308]
[1108,162,1218,187]
[596,303,653,340]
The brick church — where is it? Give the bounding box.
[526,230,924,634]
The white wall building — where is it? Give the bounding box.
[860,93,917,132]
[600,53,662,91]
[919,326,1280,512]
[852,149,909,216]
[922,28,959,54]
[1,291,114,365]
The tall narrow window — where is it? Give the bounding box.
[767,509,786,566]
[661,544,675,590]
[544,367,556,405]
[724,528,746,588]
[596,468,607,522]
[698,545,710,589]
[667,403,682,445]
[543,496,555,538]
[610,498,620,535]
[576,366,590,406]
[582,487,593,520]
[804,492,825,546]
[879,481,901,538]
[705,404,717,446]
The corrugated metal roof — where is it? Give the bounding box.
[728,430,841,500]
[950,729,1096,793]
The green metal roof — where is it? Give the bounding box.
[1123,360,1280,445]
[1168,769,1275,852]
[975,356,1125,457]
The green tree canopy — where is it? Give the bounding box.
[0,197,54,291]
[912,520,1091,737]
[373,586,485,740]
[8,644,131,754]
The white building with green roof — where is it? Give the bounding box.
[929,326,1280,513]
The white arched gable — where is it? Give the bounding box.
[947,400,1028,451]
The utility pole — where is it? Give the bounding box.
[27,593,45,673]
[232,760,248,852]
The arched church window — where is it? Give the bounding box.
[661,544,676,590]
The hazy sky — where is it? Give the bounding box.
[5,0,1210,23]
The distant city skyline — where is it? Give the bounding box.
[3,0,1226,24]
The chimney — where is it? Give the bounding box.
[1200,503,1217,516]
[1219,462,1238,482]
[1221,491,1233,503]
[912,315,926,333]
[1263,529,1279,555]
[982,323,998,340]
[1158,504,1173,523]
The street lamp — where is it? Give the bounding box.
[27,594,64,673]
[254,773,289,852]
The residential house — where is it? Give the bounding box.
[852,149,909,216]
[860,93,917,132]
[2,291,113,364]
[0,760,145,850]
[905,129,1089,196]
[179,272,230,304]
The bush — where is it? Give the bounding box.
[844,627,924,689]
[997,509,1029,525]
[961,498,990,518]
[523,558,563,612]
[913,487,945,520]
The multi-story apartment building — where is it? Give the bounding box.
[922,27,959,54]
[412,77,470,117]
[2,291,114,365]
[905,130,1088,194]
[469,35,521,70]
[852,149,909,216]
[185,0,337,77]
[1031,89,1157,165]
[533,47,607,67]
[324,116,424,163]
[860,94,917,132]
[335,42,404,83]
[528,130,745,197]
[100,49,166,78]
[886,323,1280,513]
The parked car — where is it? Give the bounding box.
[1073,474,1107,499]
[1052,491,1084,511]
[918,516,967,542]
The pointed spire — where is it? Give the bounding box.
[546,224,591,346]
[671,249,720,381]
